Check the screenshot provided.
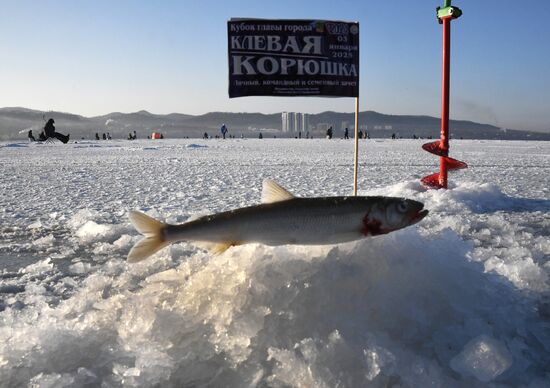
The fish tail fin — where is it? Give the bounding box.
[127,211,168,262]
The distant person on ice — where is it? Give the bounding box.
[44,118,70,143]
[220,123,228,139]
[326,126,333,139]
[344,127,349,139]
[27,130,36,142]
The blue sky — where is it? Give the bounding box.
[1,0,549,132]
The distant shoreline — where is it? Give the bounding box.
[1,107,549,141]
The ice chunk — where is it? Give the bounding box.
[450,334,513,382]
[67,209,99,229]
[68,262,93,274]
[29,372,75,387]
[21,258,54,274]
[33,234,55,247]
[75,220,112,242]
[27,220,43,229]
[267,346,327,388]
[363,346,395,381]
[113,234,133,249]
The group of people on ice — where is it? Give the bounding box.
[28,118,70,144]
[96,132,112,140]
[325,126,370,140]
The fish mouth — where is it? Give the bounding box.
[410,208,429,224]
[405,199,429,225]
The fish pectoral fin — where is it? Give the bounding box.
[211,242,239,255]
[261,179,295,204]
[194,241,239,255]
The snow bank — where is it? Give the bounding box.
[1,224,547,386]
[0,139,548,387]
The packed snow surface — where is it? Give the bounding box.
[1,138,549,387]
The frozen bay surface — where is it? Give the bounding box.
[0,138,549,387]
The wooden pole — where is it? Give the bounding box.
[353,96,359,195]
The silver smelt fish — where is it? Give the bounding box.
[127,179,429,262]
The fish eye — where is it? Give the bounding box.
[396,201,408,213]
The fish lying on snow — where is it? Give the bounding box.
[127,180,428,262]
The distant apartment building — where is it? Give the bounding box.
[300,113,309,133]
[282,112,310,133]
[282,112,293,132]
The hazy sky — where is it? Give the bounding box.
[1,0,549,132]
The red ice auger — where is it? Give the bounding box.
[421,0,467,189]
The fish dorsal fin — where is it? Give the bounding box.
[261,179,295,204]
